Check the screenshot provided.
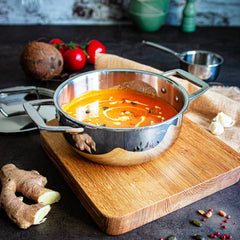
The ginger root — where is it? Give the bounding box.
[0,164,61,229]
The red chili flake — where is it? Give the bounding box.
[222,225,227,228]
[214,235,217,238]
[224,219,228,223]
[202,218,206,221]
[209,208,213,212]
[216,232,221,236]
[209,234,214,238]
[228,235,232,239]
[227,215,231,219]
[220,223,223,225]
[159,238,163,240]
[233,221,236,225]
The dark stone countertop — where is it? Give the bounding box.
[0,25,239,240]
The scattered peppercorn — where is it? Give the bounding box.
[192,220,202,227]
[198,210,205,215]
[221,234,229,240]
[166,235,177,240]
[205,210,213,218]
[193,234,205,240]
[85,109,91,114]
[209,234,218,238]
[163,208,237,239]
[219,210,227,217]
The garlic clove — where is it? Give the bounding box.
[217,112,235,127]
[210,121,224,135]
[212,113,221,123]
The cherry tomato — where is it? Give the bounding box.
[86,40,106,64]
[63,48,86,71]
[63,41,81,53]
[49,38,64,45]
[49,39,65,53]
[73,43,81,49]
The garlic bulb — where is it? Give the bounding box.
[215,112,235,127]
[210,121,224,135]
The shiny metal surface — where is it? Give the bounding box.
[0,86,55,133]
[142,40,224,82]
[23,99,84,133]
[23,69,208,165]
[180,50,223,81]
[54,69,208,165]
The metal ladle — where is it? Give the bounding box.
[142,40,224,82]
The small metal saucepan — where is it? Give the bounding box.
[142,40,224,82]
[23,69,209,166]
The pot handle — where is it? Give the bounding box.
[161,69,209,101]
[23,99,84,133]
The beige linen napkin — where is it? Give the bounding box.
[95,53,240,152]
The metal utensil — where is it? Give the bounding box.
[0,86,55,133]
[23,68,209,166]
[142,40,224,82]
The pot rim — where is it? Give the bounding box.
[54,68,189,132]
[179,50,224,68]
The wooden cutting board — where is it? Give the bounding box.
[40,117,240,235]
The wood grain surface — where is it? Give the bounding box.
[40,117,240,235]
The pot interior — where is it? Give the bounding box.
[55,69,187,123]
[180,50,223,67]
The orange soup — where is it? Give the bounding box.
[62,88,178,128]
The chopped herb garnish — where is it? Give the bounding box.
[85,109,91,114]
[148,110,153,113]
[99,124,106,127]
[102,106,109,110]
[131,101,137,105]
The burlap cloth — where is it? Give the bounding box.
[95,53,240,152]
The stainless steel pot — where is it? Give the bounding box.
[24,68,209,166]
[142,40,224,82]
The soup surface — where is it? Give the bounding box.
[62,88,178,128]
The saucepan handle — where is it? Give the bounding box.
[161,69,209,101]
[23,99,84,133]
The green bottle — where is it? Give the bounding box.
[182,0,196,32]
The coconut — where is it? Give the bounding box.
[20,41,64,81]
